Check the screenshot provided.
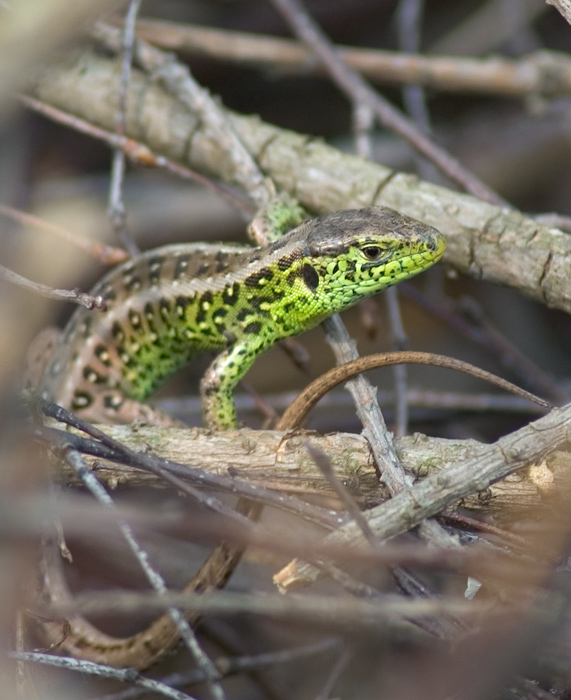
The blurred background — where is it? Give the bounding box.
[2,1,571,698]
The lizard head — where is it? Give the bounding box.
[301,206,446,309]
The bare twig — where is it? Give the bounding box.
[0,263,106,310]
[401,284,567,404]
[429,0,545,55]
[39,588,493,629]
[384,287,409,436]
[396,0,439,183]
[305,443,376,547]
[268,0,507,205]
[107,0,142,257]
[11,652,198,700]
[534,212,571,231]
[159,387,546,420]
[20,95,251,218]
[314,647,352,700]
[125,20,571,98]
[91,21,272,211]
[390,0,436,436]
[0,203,126,265]
[93,639,340,700]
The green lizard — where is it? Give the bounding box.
[40,205,446,429]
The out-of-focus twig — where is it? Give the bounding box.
[123,19,571,98]
[10,652,198,700]
[61,447,226,699]
[0,263,106,310]
[0,203,126,265]
[89,639,341,700]
[107,0,142,257]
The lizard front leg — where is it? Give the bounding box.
[200,338,268,429]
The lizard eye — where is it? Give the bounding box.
[363,246,382,260]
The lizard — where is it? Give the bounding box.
[35,204,446,668]
[39,206,446,429]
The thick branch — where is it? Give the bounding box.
[275,402,571,589]
[49,424,571,522]
[29,49,571,314]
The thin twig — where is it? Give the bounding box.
[352,102,374,163]
[305,443,377,547]
[107,0,142,257]
[19,95,251,219]
[391,0,433,435]
[39,588,493,628]
[125,19,571,98]
[457,296,568,402]
[91,21,272,211]
[401,284,567,404]
[534,212,571,231]
[442,512,531,550]
[384,288,409,436]
[0,203,126,265]
[158,387,545,420]
[396,0,440,183]
[93,639,341,700]
[10,652,199,700]
[0,262,106,310]
[314,647,352,700]
[268,0,508,206]
[429,0,545,55]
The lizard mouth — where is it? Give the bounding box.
[423,230,446,264]
[432,232,447,261]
